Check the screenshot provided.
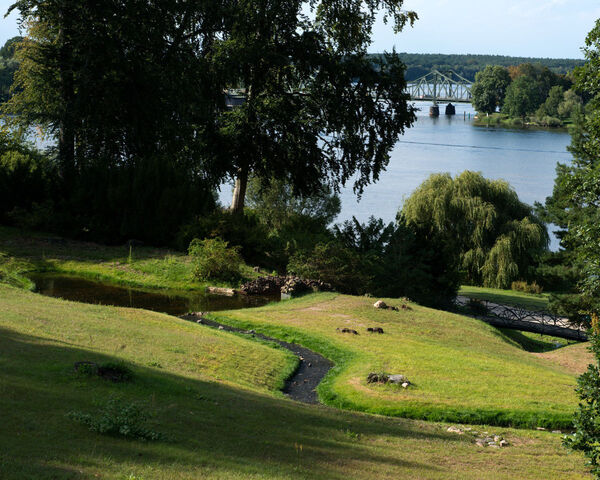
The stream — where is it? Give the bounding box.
[31,273,332,404]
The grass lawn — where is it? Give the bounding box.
[212,293,589,429]
[0,225,258,291]
[0,285,591,479]
[459,285,550,311]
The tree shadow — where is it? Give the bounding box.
[0,326,469,479]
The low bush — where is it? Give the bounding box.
[511,280,543,294]
[188,237,243,282]
[287,242,371,295]
[68,396,162,441]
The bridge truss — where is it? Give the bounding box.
[406,70,472,104]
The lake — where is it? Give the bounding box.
[219,101,572,249]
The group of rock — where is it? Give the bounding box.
[337,326,384,335]
[446,426,509,448]
[240,275,333,296]
[367,372,411,388]
[373,300,411,311]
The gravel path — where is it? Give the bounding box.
[179,313,332,404]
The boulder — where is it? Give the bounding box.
[367,372,389,384]
[388,374,409,385]
[373,300,388,309]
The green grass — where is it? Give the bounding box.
[213,293,583,429]
[0,285,590,479]
[459,285,550,311]
[0,225,258,291]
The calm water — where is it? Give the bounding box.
[30,274,279,316]
[219,101,572,248]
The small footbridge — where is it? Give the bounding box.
[406,70,472,116]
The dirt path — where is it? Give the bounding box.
[179,314,332,404]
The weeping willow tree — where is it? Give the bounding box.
[402,171,549,288]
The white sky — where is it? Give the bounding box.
[1,1,598,58]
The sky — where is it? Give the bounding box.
[0,1,598,59]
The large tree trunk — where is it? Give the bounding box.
[230,166,249,214]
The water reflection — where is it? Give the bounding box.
[30,274,279,316]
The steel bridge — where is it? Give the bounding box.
[406,70,472,104]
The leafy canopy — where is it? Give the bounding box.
[402,171,548,289]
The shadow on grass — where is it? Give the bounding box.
[495,328,577,353]
[0,327,458,480]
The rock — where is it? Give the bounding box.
[367,372,389,384]
[196,319,204,324]
[218,326,225,330]
[367,327,384,334]
[493,435,501,442]
[373,300,388,309]
[387,374,409,384]
[552,430,562,434]
[536,427,546,431]
[337,327,359,335]
[499,440,509,447]
[253,266,260,272]
[447,426,463,434]
[240,275,333,296]
[401,382,410,388]
[207,286,236,296]
[475,439,486,447]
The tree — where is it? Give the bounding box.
[536,85,564,118]
[471,65,511,114]
[212,0,418,213]
[245,176,341,231]
[557,89,583,119]
[402,171,548,289]
[4,1,222,243]
[553,19,600,477]
[502,75,542,118]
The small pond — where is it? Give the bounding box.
[30,273,280,316]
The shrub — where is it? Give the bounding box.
[188,237,243,282]
[67,397,163,441]
[287,242,371,295]
[511,280,543,294]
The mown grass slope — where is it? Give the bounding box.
[214,293,583,429]
[0,285,589,479]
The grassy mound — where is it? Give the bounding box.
[0,285,588,479]
[213,293,583,429]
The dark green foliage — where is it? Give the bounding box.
[536,85,565,118]
[246,177,341,232]
[178,210,276,269]
[0,37,21,103]
[5,0,221,244]
[548,294,593,329]
[554,20,600,477]
[216,1,417,211]
[503,75,543,118]
[288,215,459,306]
[188,238,243,283]
[67,396,162,441]
[370,52,584,82]
[287,242,371,295]
[471,65,511,114]
[565,328,600,477]
[534,251,580,293]
[0,130,54,226]
[402,171,548,289]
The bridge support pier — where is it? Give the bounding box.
[429,105,439,117]
[445,103,456,115]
